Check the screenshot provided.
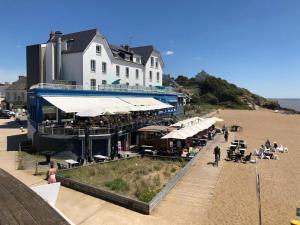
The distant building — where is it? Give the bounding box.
[26,29,164,90]
[5,76,27,109]
[0,82,10,109]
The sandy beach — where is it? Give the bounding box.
[203,109,300,225]
[0,109,299,225]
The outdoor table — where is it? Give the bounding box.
[65,159,79,168]
[40,151,55,164]
[144,149,153,155]
[93,155,109,162]
[239,148,246,155]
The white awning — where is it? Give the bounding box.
[42,96,131,114]
[42,96,174,116]
[171,117,204,127]
[161,130,189,140]
[119,97,174,111]
[161,117,221,139]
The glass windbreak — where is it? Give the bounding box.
[42,106,56,121]
[61,111,74,121]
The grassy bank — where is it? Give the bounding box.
[58,157,187,202]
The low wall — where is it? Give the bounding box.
[57,176,149,214]
[57,154,196,214]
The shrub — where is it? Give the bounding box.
[170,167,177,173]
[104,178,129,192]
[152,174,161,186]
[137,190,157,202]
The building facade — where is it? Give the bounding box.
[5,76,27,109]
[27,29,164,90]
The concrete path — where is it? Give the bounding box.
[0,118,233,225]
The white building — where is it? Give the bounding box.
[27,29,164,90]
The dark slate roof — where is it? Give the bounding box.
[0,168,71,225]
[130,45,155,65]
[109,44,132,54]
[6,76,27,90]
[49,29,97,54]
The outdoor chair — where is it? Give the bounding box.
[242,153,252,162]
[57,162,68,170]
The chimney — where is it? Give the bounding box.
[55,31,63,80]
[49,31,56,41]
[124,44,130,51]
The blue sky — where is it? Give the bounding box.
[0,0,299,98]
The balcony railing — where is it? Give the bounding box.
[30,83,176,94]
[37,117,173,136]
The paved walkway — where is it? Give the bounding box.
[0,118,233,225]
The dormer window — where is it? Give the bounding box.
[96,45,101,55]
[66,39,75,50]
[150,57,154,67]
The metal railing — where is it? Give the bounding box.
[30,83,176,94]
[37,117,172,136]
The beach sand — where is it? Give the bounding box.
[0,110,299,225]
[202,109,300,225]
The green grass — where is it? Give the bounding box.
[58,157,187,202]
[104,178,129,193]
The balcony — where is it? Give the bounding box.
[30,83,176,94]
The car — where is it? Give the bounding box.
[0,112,11,119]
[2,110,15,117]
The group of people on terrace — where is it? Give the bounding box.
[43,111,174,135]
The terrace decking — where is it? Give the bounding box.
[0,168,70,225]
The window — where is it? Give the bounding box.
[90,60,96,72]
[157,72,160,82]
[155,58,158,68]
[126,67,129,78]
[102,80,107,85]
[6,92,10,100]
[136,83,139,87]
[136,57,140,64]
[102,62,107,74]
[90,79,96,90]
[135,69,139,79]
[126,82,129,86]
[116,65,120,76]
[150,57,154,67]
[96,45,101,55]
[149,71,152,82]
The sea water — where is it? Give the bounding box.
[276,99,300,112]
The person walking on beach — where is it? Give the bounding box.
[224,130,229,142]
[47,162,57,184]
[222,124,226,134]
[214,146,221,167]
